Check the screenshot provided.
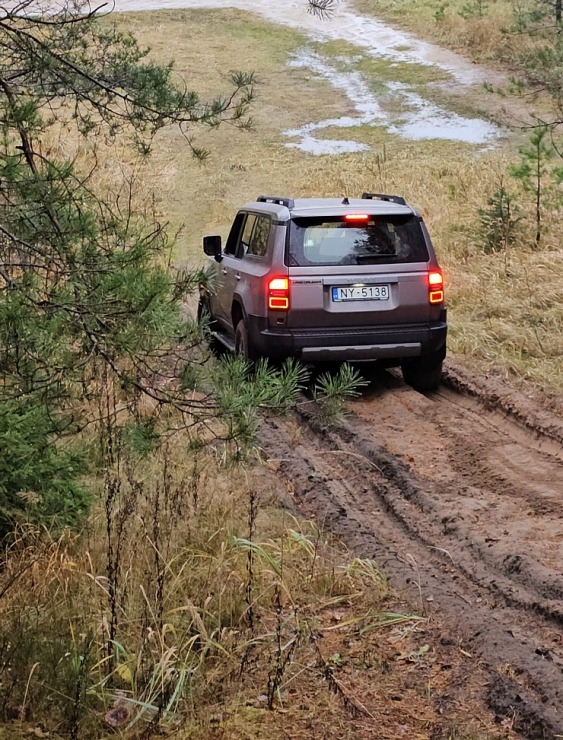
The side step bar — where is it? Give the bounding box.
[212,330,236,353]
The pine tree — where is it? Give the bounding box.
[0,1,255,534]
[510,126,555,246]
[0,1,363,537]
[478,179,521,253]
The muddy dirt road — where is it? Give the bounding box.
[260,360,563,738]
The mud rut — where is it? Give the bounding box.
[259,359,563,739]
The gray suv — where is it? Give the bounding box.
[199,193,447,391]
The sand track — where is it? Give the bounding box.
[260,360,563,738]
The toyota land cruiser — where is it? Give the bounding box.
[198,193,447,391]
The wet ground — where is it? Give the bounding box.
[113,0,488,82]
[283,49,500,154]
[111,0,504,153]
[260,360,563,737]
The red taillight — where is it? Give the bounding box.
[428,271,444,304]
[344,214,369,222]
[268,277,289,310]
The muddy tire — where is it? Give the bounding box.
[401,354,443,392]
[235,319,258,363]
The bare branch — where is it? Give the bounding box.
[307,0,337,19]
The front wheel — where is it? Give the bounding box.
[235,319,259,363]
[401,355,443,392]
[197,298,222,353]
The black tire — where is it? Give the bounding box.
[401,355,443,392]
[235,319,258,363]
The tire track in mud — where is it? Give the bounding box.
[259,362,563,738]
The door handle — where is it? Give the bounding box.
[221,269,228,275]
[235,274,241,281]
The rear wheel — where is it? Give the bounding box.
[401,354,443,392]
[235,319,258,363]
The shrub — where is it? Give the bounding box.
[477,181,521,253]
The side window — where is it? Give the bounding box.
[238,214,257,257]
[224,212,246,256]
[247,216,271,257]
[228,213,271,259]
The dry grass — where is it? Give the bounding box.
[353,0,518,63]
[0,451,514,740]
[107,7,563,392]
[0,449,400,737]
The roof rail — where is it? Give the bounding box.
[256,195,295,209]
[361,192,407,206]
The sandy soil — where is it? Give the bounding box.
[259,359,563,738]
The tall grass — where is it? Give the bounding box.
[0,430,394,737]
[354,0,521,62]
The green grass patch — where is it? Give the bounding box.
[309,38,448,84]
[356,53,449,84]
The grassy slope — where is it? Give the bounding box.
[121,7,563,392]
[0,457,512,740]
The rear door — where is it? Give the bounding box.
[215,212,274,329]
[235,213,275,319]
[213,212,248,330]
[287,214,432,329]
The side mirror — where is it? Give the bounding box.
[203,235,222,262]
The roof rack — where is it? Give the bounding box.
[361,192,407,206]
[257,195,295,209]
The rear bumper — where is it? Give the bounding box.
[247,313,447,363]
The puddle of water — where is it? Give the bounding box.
[283,52,384,154]
[386,82,500,143]
[284,51,501,154]
[285,135,369,155]
[8,0,503,154]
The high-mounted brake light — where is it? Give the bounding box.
[344,214,370,222]
[268,277,289,310]
[428,271,444,304]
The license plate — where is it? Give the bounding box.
[332,285,390,302]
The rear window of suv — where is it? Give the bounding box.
[287,215,429,266]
